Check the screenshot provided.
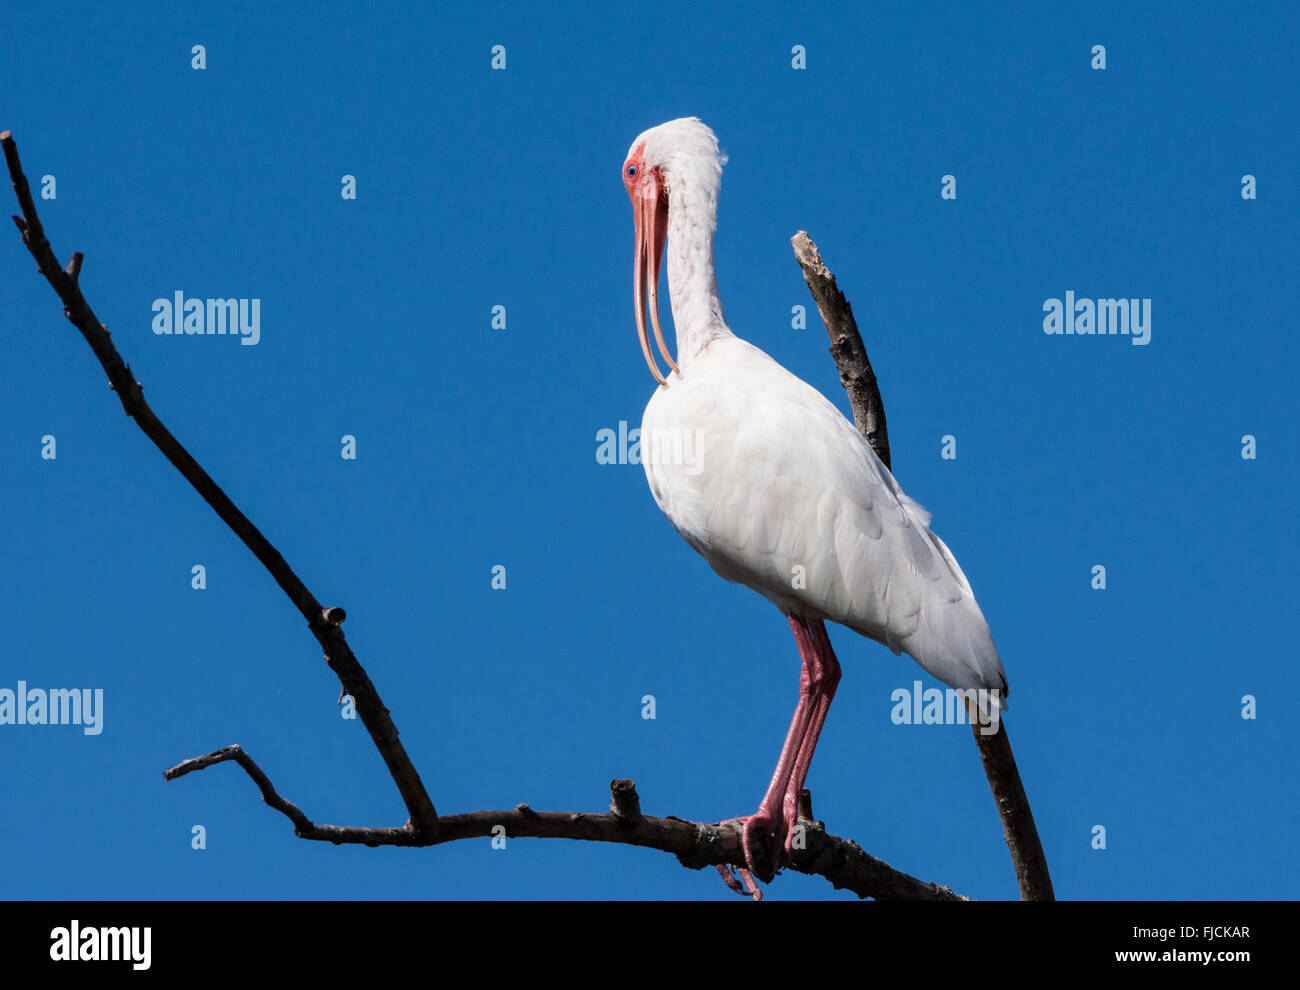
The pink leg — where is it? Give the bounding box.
[717,615,842,895]
[781,619,841,856]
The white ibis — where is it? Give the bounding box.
[622,118,1009,898]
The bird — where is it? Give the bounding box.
[621,117,1009,899]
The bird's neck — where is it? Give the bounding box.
[666,177,732,364]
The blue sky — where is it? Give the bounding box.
[1,1,1295,900]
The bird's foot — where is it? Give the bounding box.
[714,810,790,898]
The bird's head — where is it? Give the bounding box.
[623,117,727,385]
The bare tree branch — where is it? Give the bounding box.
[3,129,438,838]
[4,129,973,900]
[791,231,891,470]
[791,230,1055,901]
[965,701,1055,901]
[165,748,968,899]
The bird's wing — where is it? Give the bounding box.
[642,336,1007,699]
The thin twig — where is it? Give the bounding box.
[791,230,1054,901]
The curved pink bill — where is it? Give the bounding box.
[633,172,676,386]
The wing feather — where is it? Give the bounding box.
[642,336,1008,700]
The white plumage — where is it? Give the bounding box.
[642,333,1007,701]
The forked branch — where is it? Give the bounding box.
[163,748,965,899]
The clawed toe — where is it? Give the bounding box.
[715,863,762,900]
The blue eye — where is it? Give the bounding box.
[626,164,637,177]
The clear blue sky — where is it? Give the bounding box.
[1,1,1295,900]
